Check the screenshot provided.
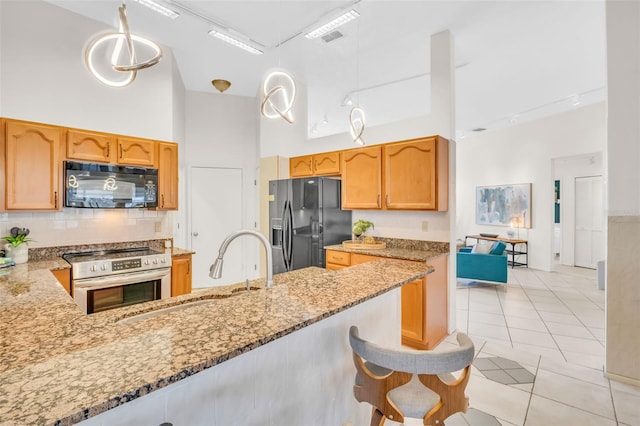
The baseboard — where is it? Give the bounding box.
[606,371,640,387]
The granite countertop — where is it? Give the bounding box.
[325,244,448,263]
[0,257,429,425]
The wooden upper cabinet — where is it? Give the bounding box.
[383,136,448,210]
[290,151,341,177]
[157,142,178,210]
[290,155,313,177]
[312,151,340,175]
[66,129,114,163]
[117,137,156,167]
[4,119,61,210]
[341,146,382,209]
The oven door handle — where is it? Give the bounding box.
[73,268,171,289]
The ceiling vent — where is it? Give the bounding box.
[472,127,487,132]
[321,31,344,43]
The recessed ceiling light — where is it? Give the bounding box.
[208,29,264,55]
[132,0,179,19]
[305,9,360,39]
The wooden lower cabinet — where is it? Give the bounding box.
[325,249,448,349]
[171,254,192,297]
[51,268,71,295]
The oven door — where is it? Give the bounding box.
[73,268,171,314]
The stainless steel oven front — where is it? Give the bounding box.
[73,268,171,314]
[63,248,172,315]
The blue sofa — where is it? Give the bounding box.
[456,241,508,284]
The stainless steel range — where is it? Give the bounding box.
[63,248,171,314]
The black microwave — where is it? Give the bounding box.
[64,161,158,208]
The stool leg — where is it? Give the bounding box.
[371,407,386,426]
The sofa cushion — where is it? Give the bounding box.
[471,243,493,254]
[490,241,507,255]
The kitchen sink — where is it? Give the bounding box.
[116,299,218,324]
[230,286,260,294]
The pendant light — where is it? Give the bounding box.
[260,1,296,124]
[348,15,366,145]
[84,3,163,87]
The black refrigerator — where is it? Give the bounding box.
[269,177,352,274]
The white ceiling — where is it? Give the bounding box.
[45,0,606,139]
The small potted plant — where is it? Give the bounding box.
[352,219,374,242]
[3,227,32,264]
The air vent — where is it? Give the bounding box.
[322,31,344,43]
[472,127,487,132]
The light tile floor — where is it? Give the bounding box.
[405,264,640,426]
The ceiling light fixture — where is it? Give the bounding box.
[132,0,179,19]
[305,9,360,39]
[208,29,263,55]
[349,107,366,146]
[341,94,353,107]
[261,71,296,123]
[84,3,163,87]
[211,79,231,93]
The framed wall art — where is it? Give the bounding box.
[476,183,532,228]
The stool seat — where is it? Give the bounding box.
[349,326,474,426]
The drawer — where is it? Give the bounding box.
[326,250,351,266]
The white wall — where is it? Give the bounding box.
[457,102,606,271]
[183,91,260,277]
[0,0,183,247]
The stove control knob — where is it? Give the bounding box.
[145,259,150,265]
[90,265,98,272]
[160,258,167,264]
[101,264,107,271]
[153,259,158,264]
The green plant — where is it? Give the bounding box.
[3,227,33,247]
[352,220,374,237]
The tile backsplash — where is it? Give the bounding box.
[0,209,174,248]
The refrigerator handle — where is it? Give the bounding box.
[282,200,290,270]
[285,200,294,271]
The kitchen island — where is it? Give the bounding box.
[0,257,431,425]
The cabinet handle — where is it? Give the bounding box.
[187,262,190,274]
[119,145,123,159]
[54,191,58,209]
[385,194,389,207]
[377,194,381,208]
[161,194,165,208]
[106,141,110,158]
[308,161,312,172]
[333,256,343,260]
[314,160,318,171]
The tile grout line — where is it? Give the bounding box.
[521,353,542,426]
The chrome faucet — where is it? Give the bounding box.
[209,229,274,288]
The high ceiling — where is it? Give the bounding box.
[45,0,606,139]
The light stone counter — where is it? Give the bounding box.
[0,257,430,425]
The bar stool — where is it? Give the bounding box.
[349,326,474,426]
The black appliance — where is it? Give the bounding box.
[269,177,352,273]
[64,161,158,208]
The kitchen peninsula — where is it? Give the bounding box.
[0,256,430,425]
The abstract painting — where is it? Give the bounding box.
[476,183,532,228]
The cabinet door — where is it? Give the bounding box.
[384,137,438,210]
[401,278,425,344]
[51,269,71,295]
[313,151,341,175]
[424,255,448,348]
[66,129,114,163]
[350,253,383,265]
[5,120,60,210]
[325,263,348,271]
[117,137,156,167]
[341,146,382,209]
[157,142,178,210]
[171,255,192,297]
[290,155,313,177]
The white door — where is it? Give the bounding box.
[574,176,604,269]
[190,167,245,287]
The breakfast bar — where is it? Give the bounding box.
[0,257,431,425]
